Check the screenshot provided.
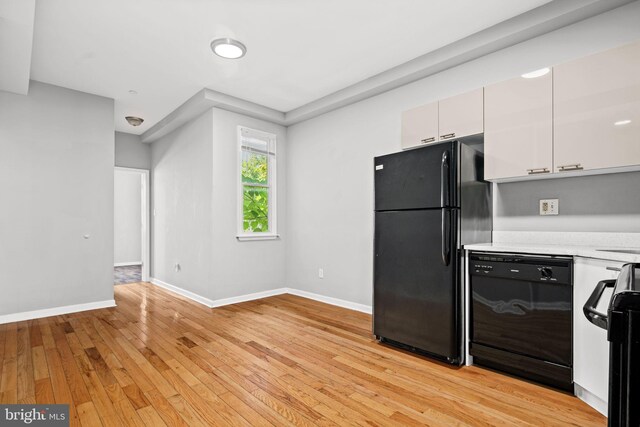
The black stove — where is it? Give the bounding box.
[584,263,640,426]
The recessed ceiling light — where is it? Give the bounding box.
[614,119,632,126]
[125,116,144,127]
[521,68,550,79]
[128,90,138,95]
[210,38,246,59]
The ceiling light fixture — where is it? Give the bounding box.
[210,38,246,59]
[521,67,550,79]
[614,119,632,126]
[125,116,144,127]
[128,90,138,95]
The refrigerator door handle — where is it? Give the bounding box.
[441,210,451,266]
[441,150,450,207]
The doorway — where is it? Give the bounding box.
[114,167,149,284]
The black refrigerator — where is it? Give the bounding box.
[373,137,491,365]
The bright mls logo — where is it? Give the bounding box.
[0,405,69,426]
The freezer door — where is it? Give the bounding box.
[374,141,457,211]
[373,209,460,362]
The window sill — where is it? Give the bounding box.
[236,234,280,242]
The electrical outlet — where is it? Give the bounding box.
[318,268,324,279]
[539,199,559,215]
[174,263,181,272]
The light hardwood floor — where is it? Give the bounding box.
[0,282,605,426]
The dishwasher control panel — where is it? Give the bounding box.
[470,253,572,285]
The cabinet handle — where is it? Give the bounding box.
[606,266,621,272]
[421,137,436,143]
[440,133,456,140]
[527,168,550,175]
[558,163,583,172]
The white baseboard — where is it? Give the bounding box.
[114,261,142,267]
[0,299,116,325]
[150,278,217,307]
[575,383,608,416]
[149,277,372,314]
[209,288,289,308]
[285,288,372,314]
[0,281,372,326]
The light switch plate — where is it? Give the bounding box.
[539,199,559,215]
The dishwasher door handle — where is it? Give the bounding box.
[583,279,616,330]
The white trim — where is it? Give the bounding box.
[237,126,277,238]
[209,288,289,308]
[0,300,116,325]
[114,261,142,267]
[149,278,372,314]
[150,278,217,307]
[236,234,279,241]
[285,289,372,314]
[574,383,608,416]
[151,277,287,308]
[141,88,286,143]
[114,167,150,282]
[115,166,149,174]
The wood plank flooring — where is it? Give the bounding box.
[0,282,605,426]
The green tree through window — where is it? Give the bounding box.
[238,127,276,237]
[242,154,269,232]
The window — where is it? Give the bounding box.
[237,126,277,240]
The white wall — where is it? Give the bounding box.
[114,170,142,265]
[285,2,640,306]
[115,131,150,170]
[0,81,115,316]
[151,108,287,301]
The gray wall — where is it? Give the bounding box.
[0,81,115,315]
[210,108,287,299]
[151,110,214,298]
[114,169,142,264]
[151,108,287,300]
[115,131,151,170]
[494,171,640,232]
[285,2,640,306]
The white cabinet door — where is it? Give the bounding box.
[574,257,624,411]
[554,41,640,172]
[484,72,553,180]
[438,88,483,141]
[401,102,438,150]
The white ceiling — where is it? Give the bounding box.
[28,0,552,134]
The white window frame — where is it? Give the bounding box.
[236,126,278,241]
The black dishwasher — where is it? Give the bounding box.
[469,252,573,391]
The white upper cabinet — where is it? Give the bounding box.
[484,71,553,180]
[438,88,484,141]
[554,41,640,173]
[401,101,438,150]
[401,89,483,150]
[402,41,640,175]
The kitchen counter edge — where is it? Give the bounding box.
[464,243,640,264]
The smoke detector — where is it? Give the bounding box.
[125,116,144,127]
